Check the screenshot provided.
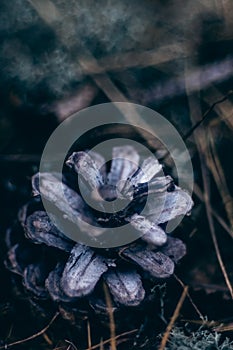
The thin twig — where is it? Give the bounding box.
[65,340,78,350]
[160,89,233,163]
[0,312,59,349]
[203,86,233,131]
[158,286,188,350]
[183,90,233,141]
[174,274,204,320]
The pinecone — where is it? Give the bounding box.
[5,145,193,325]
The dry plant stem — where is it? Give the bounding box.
[0,312,59,349]
[103,283,117,350]
[183,318,233,333]
[159,286,188,350]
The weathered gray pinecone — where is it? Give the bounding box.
[5,146,193,322]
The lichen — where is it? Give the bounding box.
[163,327,233,350]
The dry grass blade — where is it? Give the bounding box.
[84,329,138,350]
[181,319,219,327]
[207,129,233,233]
[200,189,233,298]
[43,332,53,346]
[186,87,233,298]
[87,320,92,350]
[203,168,233,299]
[99,338,104,350]
[0,312,59,349]
[194,184,232,237]
[103,282,117,350]
[181,319,233,332]
[189,282,230,292]
[214,323,233,332]
[159,286,188,350]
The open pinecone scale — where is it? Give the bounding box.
[5,145,193,323]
